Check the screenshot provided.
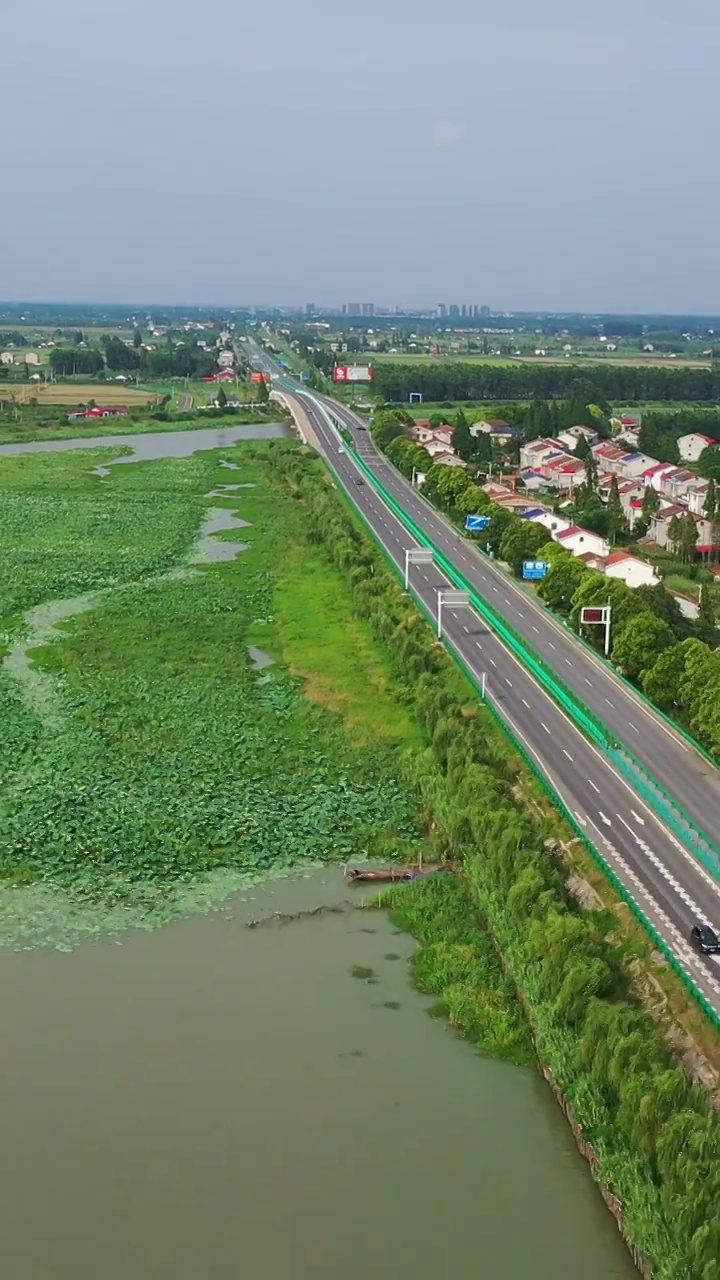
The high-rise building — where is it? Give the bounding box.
[438,304,447,318]
[449,304,460,319]
[305,303,315,315]
[361,303,375,316]
[346,303,362,316]
[480,304,491,317]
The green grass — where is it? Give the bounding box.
[272,542,422,749]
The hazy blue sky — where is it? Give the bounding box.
[1,0,717,311]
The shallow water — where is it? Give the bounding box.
[0,869,636,1280]
[0,423,289,460]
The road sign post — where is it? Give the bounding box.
[437,589,470,639]
[580,604,612,656]
[404,547,434,590]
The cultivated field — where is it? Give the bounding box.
[359,351,712,370]
[0,382,158,405]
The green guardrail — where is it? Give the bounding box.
[326,413,720,874]
[309,408,720,1030]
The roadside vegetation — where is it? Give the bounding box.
[268,442,720,1280]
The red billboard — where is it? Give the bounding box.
[250,371,268,383]
[580,607,606,624]
[332,364,374,383]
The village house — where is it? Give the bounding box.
[554,526,610,558]
[0,352,14,365]
[556,424,598,452]
[470,418,520,445]
[603,551,660,589]
[676,432,716,463]
[649,507,715,552]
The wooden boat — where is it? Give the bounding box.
[344,864,453,884]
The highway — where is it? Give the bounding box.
[325,399,720,848]
[247,343,720,1015]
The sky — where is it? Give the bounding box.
[1,0,718,313]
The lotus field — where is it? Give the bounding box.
[0,442,424,944]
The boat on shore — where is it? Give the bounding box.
[344,864,454,884]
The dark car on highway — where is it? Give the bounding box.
[690,923,720,954]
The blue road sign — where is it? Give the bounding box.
[522,560,549,580]
[465,514,490,531]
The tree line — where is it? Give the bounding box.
[48,339,218,380]
[267,440,720,1279]
[371,360,720,404]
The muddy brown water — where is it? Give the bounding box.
[0,870,635,1280]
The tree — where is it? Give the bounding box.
[256,376,269,404]
[702,477,716,522]
[679,513,699,564]
[371,410,408,451]
[574,433,591,460]
[133,327,143,349]
[216,385,228,408]
[486,507,516,556]
[538,554,588,614]
[499,521,549,577]
[697,444,720,480]
[641,643,687,711]
[451,409,474,461]
[611,613,675,681]
[606,475,626,544]
[667,514,684,558]
[641,484,660,523]
[695,585,717,644]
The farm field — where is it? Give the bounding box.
[354,350,712,369]
[0,440,424,944]
[0,382,158,405]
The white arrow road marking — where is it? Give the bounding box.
[598,811,612,826]
[631,810,645,826]
[573,812,588,828]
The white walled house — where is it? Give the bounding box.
[603,552,660,589]
[0,352,14,365]
[677,432,716,463]
[554,526,610,558]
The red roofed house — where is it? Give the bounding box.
[603,551,660,589]
[554,525,610,558]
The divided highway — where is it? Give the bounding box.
[248,344,720,1015]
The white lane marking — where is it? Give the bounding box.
[517,610,525,618]
[598,811,612,826]
[628,721,639,733]
[505,598,512,606]
[463,624,470,633]
[492,586,499,593]
[563,749,574,761]
[631,810,645,826]
[532,625,539,633]
[565,659,572,667]
[588,779,600,794]
[617,814,713,926]
[541,723,551,734]
[548,642,556,650]
[475,641,483,650]
[505,678,513,687]
[584,678,593,687]
[489,658,497,668]
[522,698,530,709]
[605,698,615,709]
